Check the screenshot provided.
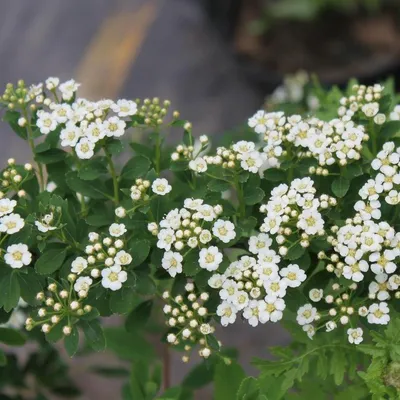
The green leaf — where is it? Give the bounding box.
[0,271,20,312]
[158,386,182,399]
[236,377,260,400]
[78,157,108,180]
[0,349,6,366]
[183,361,215,390]
[35,148,67,164]
[342,163,363,179]
[121,156,151,179]
[125,300,153,332]
[35,247,67,275]
[66,171,111,200]
[237,217,257,237]
[244,187,265,205]
[207,180,231,192]
[129,239,151,267]
[106,138,124,155]
[285,243,305,261]
[331,176,350,198]
[109,287,137,315]
[17,268,43,305]
[0,327,26,346]
[263,168,286,182]
[3,110,27,140]
[64,327,79,357]
[184,250,201,277]
[104,327,155,360]
[214,361,245,400]
[80,319,106,352]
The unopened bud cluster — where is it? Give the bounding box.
[0,158,32,194]
[163,283,218,361]
[25,281,93,336]
[134,97,173,127]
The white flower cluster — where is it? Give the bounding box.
[171,135,209,173]
[31,78,137,159]
[248,109,368,170]
[359,142,400,206]
[259,178,335,256]
[130,178,172,201]
[163,282,217,361]
[209,232,306,328]
[155,199,234,277]
[338,83,385,124]
[70,224,131,296]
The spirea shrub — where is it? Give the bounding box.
[1,77,400,398]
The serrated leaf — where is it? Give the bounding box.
[0,271,20,312]
[244,187,265,205]
[215,361,245,400]
[35,247,67,275]
[236,376,260,400]
[121,156,151,179]
[331,176,350,198]
[285,243,305,261]
[64,327,79,357]
[0,327,26,346]
[80,319,106,352]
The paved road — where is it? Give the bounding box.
[0,1,286,398]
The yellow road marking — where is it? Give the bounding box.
[76,1,158,99]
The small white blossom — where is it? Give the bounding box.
[0,213,24,234]
[4,244,32,269]
[212,219,236,243]
[109,223,127,237]
[199,246,223,271]
[71,257,88,274]
[347,328,363,344]
[101,265,128,291]
[152,178,172,196]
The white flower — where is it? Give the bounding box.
[111,99,137,117]
[109,223,127,237]
[196,205,216,222]
[280,264,306,288]
[59,79,80,100]
[240,151,263,173]
[326,321,337,332]
[4,244,32,269]
[157,228,176,251]
[234,291,250,310]
[114,250,132,266]
[303,324,315,340]
[219,279,238,302]
[152,178,172,196]
[264,277,287,298]
[0,213,24,234]
[86,122,106,143]
[369,249,397,274]
[60,123,82,147]
[0,199,17,217]
[362,102,379,117]
[262,295,285,322]
[388,274,400,290]
[256,262,279,282]
[36,111,57,134]
[45,77,59,90]
[354,200,381,220]
[183,198,203,210]
[75,138,95,159]
[199,229,212,244]
[199,246,223,271]
[309,288,323,302]
[101,265,128,291]
[347,328,363,344]
[35,213,57,233]
[189,157,207,173]
[74,276,93,294]
[160,209,181,230]
[367,302,390,325]
[162,251,183,277]
[71,257,88,274]
[296,304,317,326]
[248,233,272,254]
[212,219,236,243]
[233,141,255,154]
[217,301,237,326]
[103,116,126,137]
[243,300,265,327]
[342,260,369,282]
[369,274,390,301]
[297,209,324,235]
[208,274,225,289]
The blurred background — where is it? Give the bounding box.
[1,0,400,398]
